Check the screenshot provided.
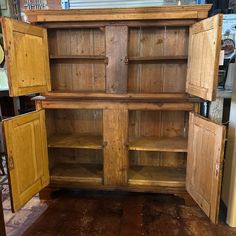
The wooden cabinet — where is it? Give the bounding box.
[0,5,225,223]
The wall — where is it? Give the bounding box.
[222,62,236,227]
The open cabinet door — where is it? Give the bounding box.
[3,110,49,212]
[1,17,51,96]
[186,112,225,223]
[186,14,223,101]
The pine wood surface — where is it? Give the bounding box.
[106,26,128,93]
[103,110,128,186]
[24,5,212,23]
[1,5,226,225]
[48,134,103,149]
[50,163,103,184]
[129,136,187,152]
[50,55,108,64]
[128,27,188,93]
[41,20,196,29]
[40,100,195,110]
[48,28,105,92]
[43,92,197,100]
[186,14,223,101]
[186,112,226,224]
[3,111,49,212]
[1,17,51,96]
[128,55,188,64]
[128,166,185,187]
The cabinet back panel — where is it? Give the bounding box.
[129,151,186,168]
[129,110,188,168]
[128,27,188,93]
[129,110,188,138]
[49,148,103,166]
[46,109,103,136]
[48,29,105,92]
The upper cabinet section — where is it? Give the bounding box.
[186,14,223,101]
[1,17,51,96]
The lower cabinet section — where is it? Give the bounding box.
[45,109,188,191]
[2,108,225,223]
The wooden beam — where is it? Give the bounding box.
[41,20,196,29]
[103,109,128,185]
[39,100,195,111]
[25,5,212,23]
[106,26,128,93]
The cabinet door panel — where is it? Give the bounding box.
[1,17,51,96]
[186,14,223,101]
[186,112,225,223]
[3,110,49,212]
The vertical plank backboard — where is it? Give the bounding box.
[106,26,128,93]
[186,14,223,101]
[103,109,128,185]
[186,112,225,223]
[3,110,49,212]
[2,17,51,96]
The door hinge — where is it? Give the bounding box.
[8,155,14,170]
[215,162,223,178]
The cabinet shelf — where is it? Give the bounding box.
[128,166,185,187]
[44,92,198,101]
[50,163,103,184]
[48,134,103,149]
[129,137,188,152]
[50,55,108,64]
[127,56,188,64]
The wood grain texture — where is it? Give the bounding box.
[49,149,103,165]
[186,112,225,223]
[40,100,195,111]
[129,137,187,152]
[103,109,128,186]
[41,20,196,29]
[48,134,103,149]
[128,27,188,93]
[128,166,185,187]
[48,28,105,92]
[129,110,188,168]
[50,163,103,184]
[186,14,223,101]
[3,110,49,212]
[106,26,128,93]
[43,92,200,101]
[2,17,51,96]
[25,5,212,23]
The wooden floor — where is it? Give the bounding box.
[23,190,236,236]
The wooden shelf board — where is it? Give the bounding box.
[42,92,202,103]
[50,55,108,64]
[128,166,186,187]
[48,134,103,149]
[50,163,103,184]
[129,137,188,152]
[128,56,187,64]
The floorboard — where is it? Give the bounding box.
[22,190,236,236]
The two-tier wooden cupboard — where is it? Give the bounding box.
[1,4,225,224]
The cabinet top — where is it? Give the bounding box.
[25,4,212,23]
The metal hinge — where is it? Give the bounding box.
[8,154,14,170]
[215,162,224,178]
